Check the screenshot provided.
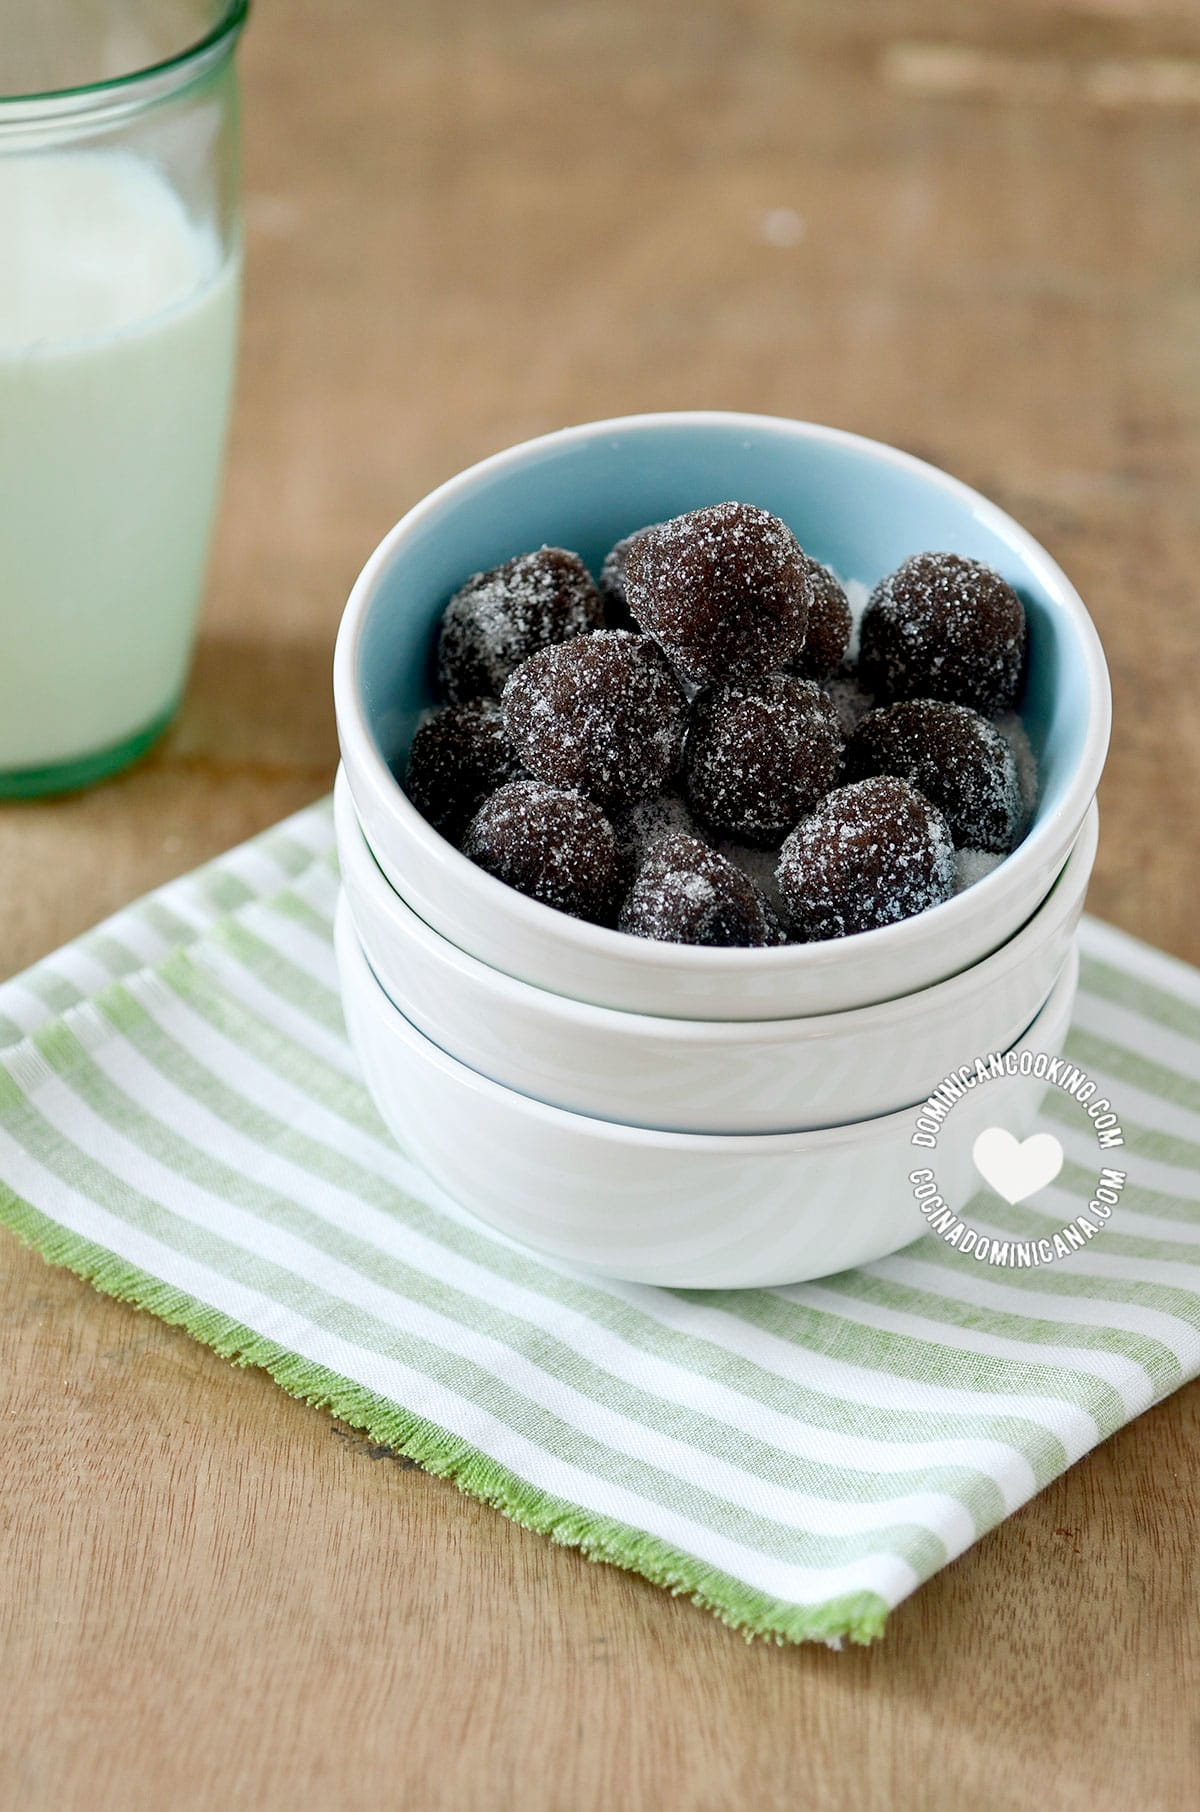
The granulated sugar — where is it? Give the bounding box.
[843,577,870,663]
[717,838,788,915]
[953,846,1005,894]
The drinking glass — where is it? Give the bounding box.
[0,1,248,796]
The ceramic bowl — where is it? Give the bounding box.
[337,895,1081,1287]
[337,765,1097,1133]
[334,412,1110,1019]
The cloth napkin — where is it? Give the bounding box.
[2,797,1198,1646]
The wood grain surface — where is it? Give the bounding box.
[3,2,1199,1807]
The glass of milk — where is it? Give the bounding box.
[0,2,247,796]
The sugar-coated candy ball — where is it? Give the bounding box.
[858,552,1026,716]
[610,789,698,886]
[598,525,659,630]
[502,629,688,809]
[994,711,1039,834]
[777,775,955,940]
[403,700,522,841]
[845,698,1022,854]
[790,562,853,681]
[462,779,624,925]
[685,674,844,847]
[619,833,778,948]
[437,547,604,703]
[623,502,810,687]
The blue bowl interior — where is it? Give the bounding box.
[357,419,1091,835]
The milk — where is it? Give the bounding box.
[0,152,239,774]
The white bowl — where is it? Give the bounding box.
[336,896,1081,1287]
[334,413,1110,1019]
[337,765,1097,1133]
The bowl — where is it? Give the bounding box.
[336,895,1081,1287]
[337,764,1097,1133]
[334,412,1110,1019]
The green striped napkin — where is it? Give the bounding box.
[2,798,1198,1646]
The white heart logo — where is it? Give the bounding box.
[972,1128,1065,1205]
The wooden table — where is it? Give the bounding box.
[3,2,1199,1806]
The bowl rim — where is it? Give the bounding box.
[337,893,1081,1153]
[333,410,1111,979]
[336,762,1097,1046]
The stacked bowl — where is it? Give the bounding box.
[332,414,1110,1287]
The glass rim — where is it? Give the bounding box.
[0,0,249,112]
